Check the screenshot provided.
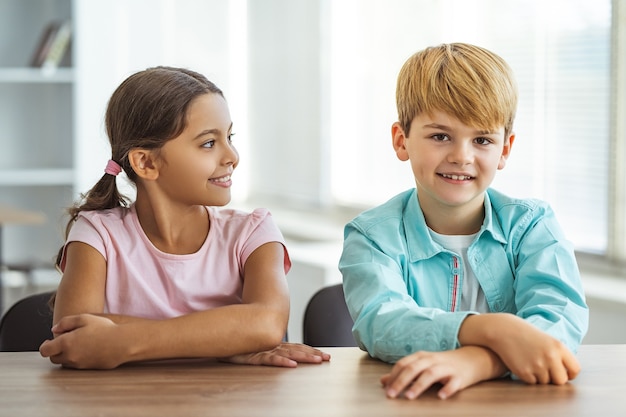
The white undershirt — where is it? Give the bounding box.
[428,229,489,313]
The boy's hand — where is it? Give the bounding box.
[381,346,506,400]
[219,342,331,368]
[460,313,580,385]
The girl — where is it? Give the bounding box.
[39,66,330,369]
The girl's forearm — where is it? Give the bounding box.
[115,303,288,363]
[97,313,152,324]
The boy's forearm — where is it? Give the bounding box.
[458,313,520,351]
[458,345,509,382]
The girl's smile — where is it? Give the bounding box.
[210,174,233,187]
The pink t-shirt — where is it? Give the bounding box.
[62,205,291,319]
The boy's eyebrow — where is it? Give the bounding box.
[423,123,499,135]
[423,123,452,131]
[475,128,500,135]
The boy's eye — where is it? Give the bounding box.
[475,137,491,145]
[431,133,449,141]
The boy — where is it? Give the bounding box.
[339,43,588,400]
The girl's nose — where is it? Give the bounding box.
[224,143,239,168]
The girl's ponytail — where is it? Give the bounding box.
[55,160,130,268]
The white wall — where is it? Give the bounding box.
[246,0,333,208]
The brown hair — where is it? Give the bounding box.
[396,43,518,137]
[56,66,224,267]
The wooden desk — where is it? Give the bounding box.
[0,345,624,417]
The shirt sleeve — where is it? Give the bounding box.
[339,221,473,363]
[237,209,292,275]
[59,215,108,271]
[511,204,589,353]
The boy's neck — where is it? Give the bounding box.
[417,193,485,236]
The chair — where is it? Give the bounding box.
[0,291,54,352]
[302,284,357,347]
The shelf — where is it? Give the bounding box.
[0,169,74,186]
[0,67,74,83]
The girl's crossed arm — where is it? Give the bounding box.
[40,241,329,369]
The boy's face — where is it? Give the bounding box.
[392,110,514,221]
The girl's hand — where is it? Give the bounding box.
[39,314,126,369]
[381,346,504,400]
[219,342,331,368]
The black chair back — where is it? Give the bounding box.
[0,291,54,352]
[302,284,357,347]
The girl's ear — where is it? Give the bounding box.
[128,149,159,180]
[392,122,410,161]
[498,133,515,170]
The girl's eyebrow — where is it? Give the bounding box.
[194,129,220,140]
[193,123,233,140]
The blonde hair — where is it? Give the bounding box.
[396,43,518,137]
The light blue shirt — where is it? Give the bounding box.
[339,188,589,363]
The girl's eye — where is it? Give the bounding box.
[227,133,236,143]
[202,140,215,149]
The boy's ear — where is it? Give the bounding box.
[392,122,410,162]
[498,133,515,170]
[128,148,159,180]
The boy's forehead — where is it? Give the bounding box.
[416,110,505,133]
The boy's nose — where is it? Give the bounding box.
[448,142,473,165]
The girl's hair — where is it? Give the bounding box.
[55,66,224,267]
[396,43,518,138]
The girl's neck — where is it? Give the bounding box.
[134,193,210,255]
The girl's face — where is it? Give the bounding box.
[156,93,239,207]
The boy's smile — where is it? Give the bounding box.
[392,110,514,233]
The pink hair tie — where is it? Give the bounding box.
[104,159,122,176]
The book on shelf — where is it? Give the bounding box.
[30,20,72,70]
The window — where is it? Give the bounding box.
[328,0,612,255]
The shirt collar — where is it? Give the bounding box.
[403,188,507,262]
